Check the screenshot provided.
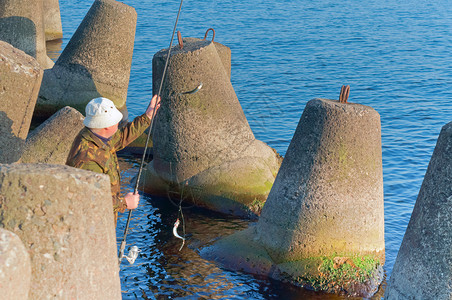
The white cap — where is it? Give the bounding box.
[83,97,123,129]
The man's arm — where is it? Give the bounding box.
[111,95,160,151]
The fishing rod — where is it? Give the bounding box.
[118,0,185,265]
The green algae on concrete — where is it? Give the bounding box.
[142,156,278,218]
[201,226,383,298]
[276,254,383,297]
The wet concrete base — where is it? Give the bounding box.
[200,225,383,298]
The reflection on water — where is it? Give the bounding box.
[116,155,385,299]
[46,39,63,62]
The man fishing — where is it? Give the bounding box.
[66,95,160,225]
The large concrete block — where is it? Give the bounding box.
[257,98,384,262]
[0,0,54,69]
[0,164,121,299]
[202,98,385,297]
[385,121,452,299]
[143,39,281,218]
[20,106,85,164]
[0,228,31,300]
[0,41,43,164]
[36,0,137,119]
[257,98,384,295]
[43,0,63,41]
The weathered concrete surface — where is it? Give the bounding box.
[0,0,54,69]
[0,228,31,300]
[20,106,85,164]
[201,98,384,297]
[43,0,63,41]
[256,98,384,263]
[0,41,43,164]
[0,164,121,299]
[181,36,231,79]
[143,39,281,218]
[36,0,137,119]
[200,226,274,276]
[385,121,452,300]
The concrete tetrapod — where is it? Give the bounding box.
[0,41,43,164]
[0,228,31,300]
[0,0,54,69]
[21,106,85,164]
[385,121,452,300]
[36,0,137,119]
[43,0,63,41]
[0,164,121,299]
[142,39,281,218]
[201,98,385,297]
[118,34,230,157]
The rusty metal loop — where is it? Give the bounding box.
[339,85,350,103]
[203,28,215,42]
[177,30,183,49]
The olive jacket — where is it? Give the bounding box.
[66,114,151,216]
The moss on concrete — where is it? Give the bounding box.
[276,253,383,297]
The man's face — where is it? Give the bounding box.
[104,123,119,138]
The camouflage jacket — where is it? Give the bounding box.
[66,114,151,214]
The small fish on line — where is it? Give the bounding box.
[180,82,203,95]
[121,245,140,264]
[173,218,185,251]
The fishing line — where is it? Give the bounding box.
[118,0,185,265]
[173,182,187,251]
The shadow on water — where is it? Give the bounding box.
[116,155,386,300]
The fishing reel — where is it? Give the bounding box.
[121,245,141,264]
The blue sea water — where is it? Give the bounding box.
[55,0,452,298]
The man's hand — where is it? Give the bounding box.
[125,192,140,210]
[146,95,161,119]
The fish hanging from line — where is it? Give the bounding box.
[173,218,185,251]
[121,245,140,264]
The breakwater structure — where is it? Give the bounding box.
[0,0,54,69]
[43,0,63,41]
[35,0,137,120]
[20,106,85,164]
[0,164,122,299]
[201,94,385,297]
[141,36,282,218]
[384,121,452,299]
[0,41,43,164]
[0,228,31,300]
